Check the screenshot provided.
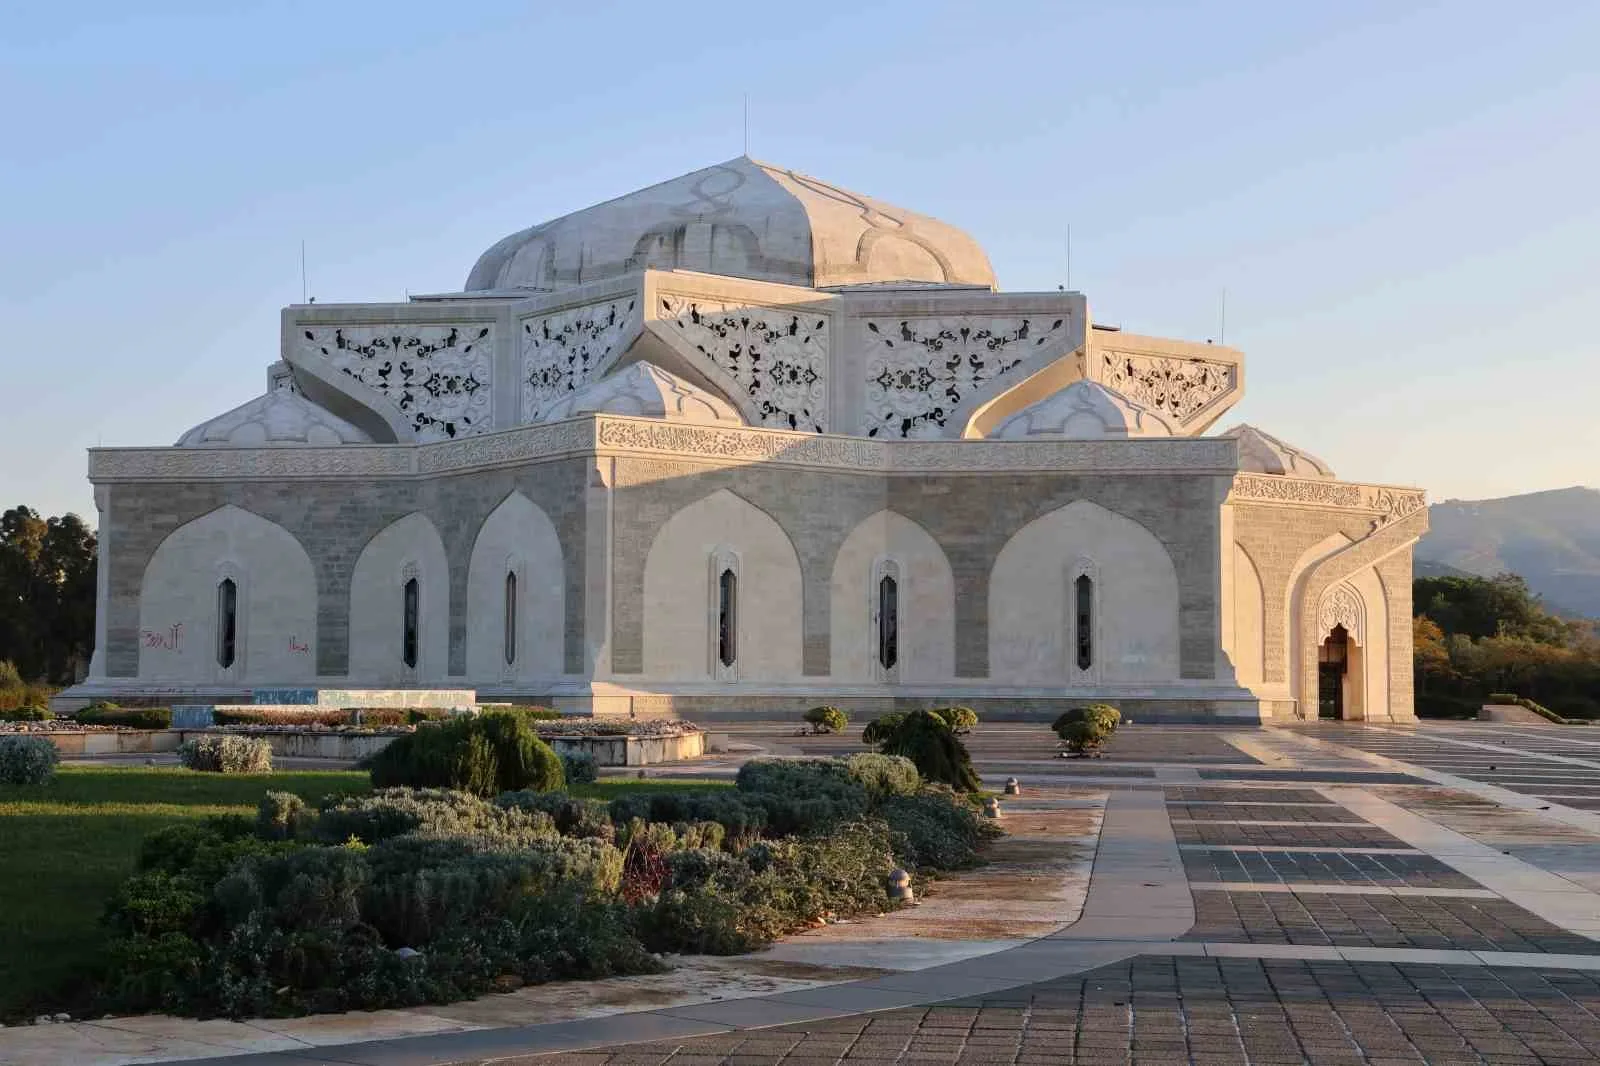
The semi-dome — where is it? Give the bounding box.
[538,362,743,426]
[177,390,373,448]
[990,381,1175,440]
[466,156,996,293]
[1219,424,1335,479]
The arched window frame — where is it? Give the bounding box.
[501,553,525,677]
[400,561,421,675]
[1067,557,1100,683]
[708,546,740,682]
[213,561,244,680]
[870,557,901,681]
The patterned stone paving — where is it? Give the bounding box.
[1172,821,1410,849]
[534,958,1600,1065]
[1185,891,1600,953]
[1182,848,1480,889]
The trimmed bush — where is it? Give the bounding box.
[881,786,999,871]
[803,705,848,734]
[559,751,598,785]
[499,705,563,721]
[929,705,979,734]
[861,712,906,746]
[178,735,273,773]
[75,706,172,729]
[364,712,564,797]
[214,708,350,727]
[256,791,311,840]
[870,710,982,792]
[607,790,767,847]
[1053,704,1121,755]
[842,753,921,798]
[312,788,557,846]
[498,790,616,842]
[0,705,51,721]
[0,735,60,784]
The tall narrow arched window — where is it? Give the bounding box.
[1075,574,1093,671]
[402,577,419,669]
[503,571,518,666]
[216,578,237,669]
[877,573,899,670]
[717,567,738,668]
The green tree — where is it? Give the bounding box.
[0,505,97,683]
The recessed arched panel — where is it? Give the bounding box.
[1347,566,1390,720]
[1231,542,1265,686]
[466,492,565,682]
[138,505,316,683]
[988,500,1180,684]
[829,510,955,682]
[349,513,450,684]
[642,489,802,681]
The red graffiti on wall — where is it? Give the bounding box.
[142,623,184,651]
[288,636,310,654]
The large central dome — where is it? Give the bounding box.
[465,156,996,293]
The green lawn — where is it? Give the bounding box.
[0,766,728,1020]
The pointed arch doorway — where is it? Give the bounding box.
[1317,624,1365,720]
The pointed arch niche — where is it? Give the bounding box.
[138,505,316,683]
[642,489,802,681]
[988,500,1179,685]
[829,510,955,683]
[349,513,449,684]
[466,493,565,683]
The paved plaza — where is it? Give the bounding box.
[25,722,1600,1066]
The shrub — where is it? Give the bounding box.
[0,735,60,784]
[842,753,921,798]
[364,713,564,797]
[498,705,563,721]
[606,790,766,848]
[1053,704,1121,755]
[256,791,312,840]
[559,751,598,785]
[1487,692,1520,703]
[929,705,979,734]
[803,705,848,734]
[75,706,173,729]
[861,712,906,745]
[735,757,854,795]
[350,708,451,726]
[0,705,51,721]
[498,790,616,842]
[881,786,999,871]
[214,708,351,727]
[363,836,626,946]
[734,759,872,835]
[312,788,557,846]
[179,735,274,773]
[870,710,982,792]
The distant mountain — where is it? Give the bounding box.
[1416,487,1600,619]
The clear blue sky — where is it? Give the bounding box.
[3,0,1596,522]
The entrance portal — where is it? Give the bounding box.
[1318,625,1349,720]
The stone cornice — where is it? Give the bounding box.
[1227,473,1427,527]
[90,416,1240,482]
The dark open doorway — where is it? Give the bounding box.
[1317,624,1349,720]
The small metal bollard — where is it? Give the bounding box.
[886,867,915,903]
[1004,777,1021,796]
[983,796,1003,820]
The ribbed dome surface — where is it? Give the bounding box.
[466,157,996,293]
[177,390,372,448]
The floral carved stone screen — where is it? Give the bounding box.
[522,297,640,423]
[300,324,492,442]
[658,296,829,432]
[863,316,1069,438]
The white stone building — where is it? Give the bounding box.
[66,158,1428,721]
